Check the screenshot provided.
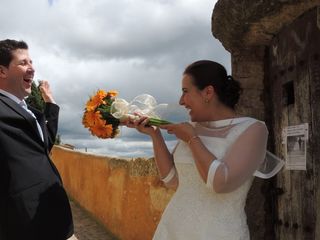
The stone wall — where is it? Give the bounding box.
[212,0,320,52]
[51,146,174,240]
[213,0,320,120]
[232,46,266,120]
[211,1,320,239]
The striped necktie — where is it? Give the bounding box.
[19,100,44,141]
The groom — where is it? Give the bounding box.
[0,39,73,240]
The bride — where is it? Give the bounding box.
[126,60,283,239]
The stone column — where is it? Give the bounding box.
[232,46,266,120]
[231,46,276,239]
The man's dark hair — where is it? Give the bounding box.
[0,39,28,67]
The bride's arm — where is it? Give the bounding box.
[161,121,268,193]
[126,116,178,189]
[211,122,268,193]
[150,129,178,189]
[189,122,268,193]
[160,122,213,186]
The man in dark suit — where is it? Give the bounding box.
[0,39,74,240]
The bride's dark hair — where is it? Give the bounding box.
[183,60,242,109]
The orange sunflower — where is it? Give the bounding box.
[85,90,107,111]
[82,111,103,128]
[83,89,121,139]
[89,122,113,139]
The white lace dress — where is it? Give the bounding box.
[153,117,266,240]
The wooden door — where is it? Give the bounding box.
[268,7,320,240]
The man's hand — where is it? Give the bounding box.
[38,80,56,103]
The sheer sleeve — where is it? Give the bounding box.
[160,142,179,188]
[211,121,268,193]
[161,166,176,183]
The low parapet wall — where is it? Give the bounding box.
[51,145,174,240]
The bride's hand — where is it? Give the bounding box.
[160,122,196,142]
[125,115,160,136]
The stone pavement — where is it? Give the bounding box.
[68,200,118,240]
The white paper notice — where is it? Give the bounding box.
[283,123,308,170]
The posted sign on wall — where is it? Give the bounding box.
[282,123,309,170]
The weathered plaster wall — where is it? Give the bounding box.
[51,146,174,240]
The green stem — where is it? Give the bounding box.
[148,118,172,126]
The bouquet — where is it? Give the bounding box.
[82,89,171,139]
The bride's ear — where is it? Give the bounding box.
[202,85,216,101]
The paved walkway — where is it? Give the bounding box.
[68,200,118,240]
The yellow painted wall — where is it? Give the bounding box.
[51,145,174,240]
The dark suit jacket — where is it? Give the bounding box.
[0,93,73,240]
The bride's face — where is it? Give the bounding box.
[179,74,208,122]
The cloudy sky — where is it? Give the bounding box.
[1,0,230,158]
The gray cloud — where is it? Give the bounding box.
[1,0,230,157]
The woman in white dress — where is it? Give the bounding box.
[127,60,281,240]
